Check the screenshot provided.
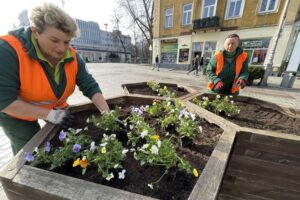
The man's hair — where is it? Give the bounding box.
[225,33,240,41]
[30,3,79,37]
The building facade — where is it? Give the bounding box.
[153,0,300,74]
[71,19,132,63]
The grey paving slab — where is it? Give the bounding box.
[0,63,299,199]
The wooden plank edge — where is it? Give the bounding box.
[188,128,237,200]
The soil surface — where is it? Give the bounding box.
[194,96,300,135]
[126,84,189,97]
[33,104,223,200]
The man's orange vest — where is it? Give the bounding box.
[0,34,78,121]
[207,51,247,94]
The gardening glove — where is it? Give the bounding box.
[236,79,246,89]
[215,81,224,90]
[46,109,74,129]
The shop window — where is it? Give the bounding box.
[250,49,267,65]
[202,0,216,18]
[179,48,190,62]
[182,3,192,26]
[165,8,173,28]
[204,41,216,60]
[258,0,279,13]
[225,0,244,19]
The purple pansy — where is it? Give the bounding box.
[44,141,51,153]
[59,130,67,141]
[24,152,34,162]
[72,144,81,153]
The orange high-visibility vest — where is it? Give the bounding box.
[207,51,247,94]
[0,34,78,121]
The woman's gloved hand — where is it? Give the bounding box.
[46,109,74,129]
[215,81,224,90]
[236,79,246,89]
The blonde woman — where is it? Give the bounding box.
[0,3,109,154]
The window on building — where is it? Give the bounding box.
[192,42,203,57]
[165,8,173,28]
[182,3,192,26]
[204,41,216,60]
[202,0,216,18]
[258,0,278,13]
[241,38,271,65]
[225,0,244,19]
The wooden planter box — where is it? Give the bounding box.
[218,129,300,199]
[0,95,235,200]
[121,82,198,100]
[183,93,300,199]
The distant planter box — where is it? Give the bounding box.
[121,82,198,100]
[0,95,235,200]
[184,93,300,199]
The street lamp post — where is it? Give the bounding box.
[149,44,152,65]
[261,0,291,86]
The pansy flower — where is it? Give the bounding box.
[24,152,34,162]
[193,168,199,177]
[73,144,81,153]
[118,169,126,179]
[44,141,51,153]
[59,130,67,141]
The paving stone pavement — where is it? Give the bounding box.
[0,63,299,199]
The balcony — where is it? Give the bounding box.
[193,16,220,30]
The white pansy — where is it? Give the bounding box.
[84,126,88,131]
[75,129,82,134]
[90,141,96,151]
[82,156,86,160]
[86,118,90,123]
[157,140,162,148]
[114,164,119,168]
[118,169,126,179]
[230,100,234,104]
[142,144,149,149]
[171,109,175,113]
[140,130,148,138]
[216,95,220,98]
[106,173,114,181]
[129,125,134,130]
[150,145,159,154]
[190,113,196,121]
[122,149,129,155]
[166,132,170,136]
[229,95,233,98]
[199,126,203,133]
[34,147,38,153]
[130,148,136,152]
[167,101,171,107]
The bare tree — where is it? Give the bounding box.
[117,0,154,47]
[111,9,131,62]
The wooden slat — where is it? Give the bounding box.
[10,165,157,200]
[188,128,236,200]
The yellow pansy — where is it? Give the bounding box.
[72,158,80,167]
[193,168,199,177]
[150,134,160,141]
[101,147,107,154]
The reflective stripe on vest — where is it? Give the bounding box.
[0,35,78,121]
[207,51,247,93]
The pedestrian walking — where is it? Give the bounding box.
[0,3,110,155]
[152,55,160,71]
[206,33,249,95]
[187,54,202,76]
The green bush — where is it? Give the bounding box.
[247,66,265,85]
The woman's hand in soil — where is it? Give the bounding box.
[236,79,246,89]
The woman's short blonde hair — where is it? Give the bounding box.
[30,2,79,37]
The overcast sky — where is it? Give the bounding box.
[0,0,118,35]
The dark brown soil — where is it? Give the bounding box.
[126,84,189,97]
[193,96,300,135]
[228,101,300,135]
[33,104,223,200]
